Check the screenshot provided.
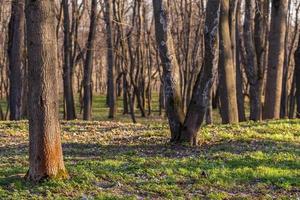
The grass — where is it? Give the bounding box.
[0,95,299,199]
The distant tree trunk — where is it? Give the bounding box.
[153,0,185,142]
[62,0,76,120]
[294,33,300,118]
[218,0,239,124]
[244,0,261,121]
[83,0,97,120]
[263,0,288,119]
[25,0,68,182]
[105,0,116,119]
[8,0,25,120]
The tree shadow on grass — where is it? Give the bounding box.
[0,137,299,198]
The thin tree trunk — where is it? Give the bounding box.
[8,0,25,120]
[83,0,97,120]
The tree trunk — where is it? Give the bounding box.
[263,0,288,119]
[180,0,220,145]
[8,0,25,120]
[294,34,300,118]
[62,0,76,120]
[218,0,239,124]
[105,0,116,119]
[244,0,261,121]
[25,0,68,182]
[83,0,97,120]
[153,0,185,142]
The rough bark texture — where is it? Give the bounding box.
[218,0,239,124]
[25,0,68,182]
[180,0,220,145]
[62,0,76,120]
[105,0,116,119]
[8,0,25,120]
[153,0,185,142]
[263,0,288,119]
[83,0,97,120]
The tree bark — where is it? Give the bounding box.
[244,0,261,121]
[8,0,25,120]
[180,0,220,145]
[218,0,239,124]
[62,0,76,120]
[263,0,288,119]
[25,0,68,182]
[83,0,97,120]
[153,0,185,142]
[105,0,116,119]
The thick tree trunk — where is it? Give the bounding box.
[263,0,288,119]
[218,0,239,124]
[8,0,25,120]
[180,0,220,145]
[25,0,68,182]
[105,0,116,119]
[62,0,76,120]
[153,0,185,142]
[83,0,97,120]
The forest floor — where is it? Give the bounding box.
[0,95,299,199]
[0,118,299,199]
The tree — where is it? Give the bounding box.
[83,0,97,120]
[244,0,261,121]
[263,0,288,119]
[153,0,185,142]
[294,30,300,118]
[8,0,25,120]
[62,0,76,120]
[105,0,116,119]
[25,0,68,181]
[218,0,239,123]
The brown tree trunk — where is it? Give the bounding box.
[105,0,116,119]
[294,33,300,118]
[263,0,288,119]
[244,0,261,121]
[25,0,68,182]
[83,0,97,120]
[8,0,25,120]
[180,0,220,145]
[218,0,239,124]
[153,0,185,142]
[62,0,76,120]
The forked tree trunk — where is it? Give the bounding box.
[180,0,220,145]
[25,0,68,182]
[153,0,185,142]
[218,0,239,124]
[8,0,25,120]
[263,0,288,119]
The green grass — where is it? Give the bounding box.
[0,95,299,199]
[0,118,299,199]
